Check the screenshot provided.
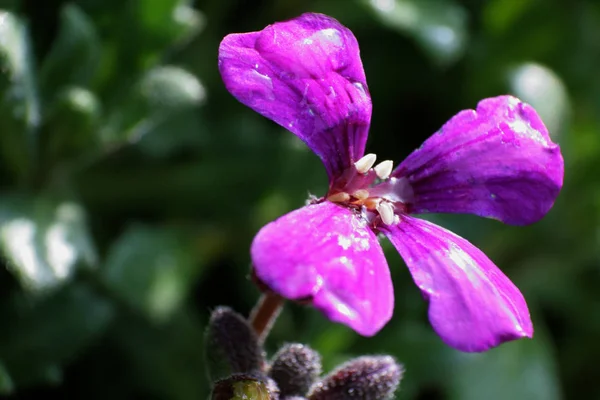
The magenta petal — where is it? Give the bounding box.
[251,202,393,336]
[394,96,564,225]
[219,13,371,180]
[381,215,533,352]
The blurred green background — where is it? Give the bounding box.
[0,0,597,398]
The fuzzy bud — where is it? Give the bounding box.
[212,373,279,400]
[269,344,322,397]
[205,306,265,381]
[308,356,403,400]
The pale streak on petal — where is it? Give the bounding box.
[381,215,532,352]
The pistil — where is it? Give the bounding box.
[326,153,403,226]
[376,201,395,225]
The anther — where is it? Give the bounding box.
[327,192,350,203]
[364,197,381,210]
[354,153,376,174]
[352,189,370,201]
[374,160,393,180]
[377,201,395,225]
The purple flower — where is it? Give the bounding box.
[218,13,564,352]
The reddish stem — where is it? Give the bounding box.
[249,292,284,343]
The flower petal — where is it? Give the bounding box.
[251,202,393,336]
[219,13,371,180]
[380,215,532,352]
[393,96,564,225]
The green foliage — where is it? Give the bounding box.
[0,195,96,291]
[0,284,113,391]
[103,223,201,321]
[362,0,468,65]
[0,0,598,399]
[0,11,39,181]
[101,65,205,145]
[449,324,561,400]
[39,4,101,97]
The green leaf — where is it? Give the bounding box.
[131,0,204,73]
[0,361,14,395]
[374,321,454,399]
[449,327,562,400]
[0,195,97,291]
[102,224,202,321]
[0,11,40,180]
[0,1,19,11]
[101,66,205,146]
[362,0,468,65]
[483,0,536,35]
[44,86,102,163]
[101,66,206,145]
[508,63,569,138]
[85,0,203,96]
[137,0,204,49]
[39,4,101,98]
[139,66,206,113]
[0,284,113,389]
[137,108,205,158]
[114,311,208,400]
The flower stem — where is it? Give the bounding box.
[249,292,284,343]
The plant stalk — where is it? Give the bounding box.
[249,292,284,344]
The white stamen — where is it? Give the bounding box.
[354,153,377,174]
[327,192,350,203]
[377,201,395,225]
[374,160,393,180]
[352,189,369,201]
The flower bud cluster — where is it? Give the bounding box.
[205,307,403,400]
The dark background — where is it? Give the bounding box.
[0,0,597,398]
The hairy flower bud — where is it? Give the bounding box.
[212,373,279,400]
[205,306,265,381]
[269,343,322,396]
[307,356,403,400]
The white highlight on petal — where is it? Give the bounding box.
[351,82,369,102]
[445,242,526,334]
[247,69,274,100]
[377,202,395,225]
[354,153,376,173]
[337,235,352,250]
[312,28,343,48]
[374,160,393,179]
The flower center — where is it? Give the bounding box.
[325,153,411,226]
